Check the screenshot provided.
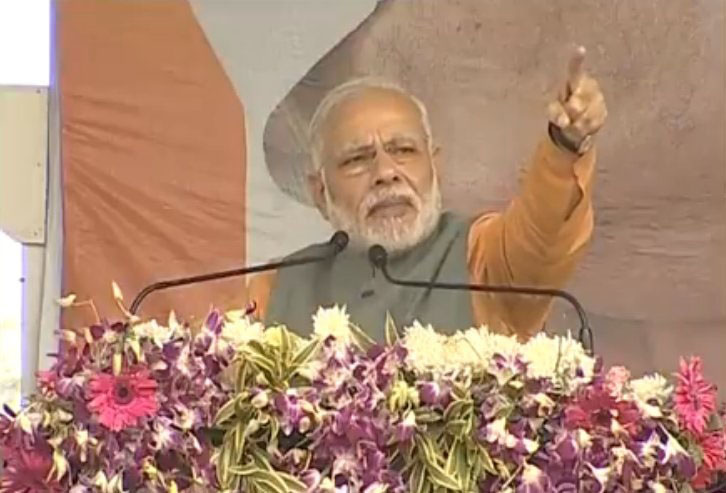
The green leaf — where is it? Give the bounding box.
[277,471,309,493]
[425,460,462,491]
[214,398,238,425]
[451,383,470,401]
[247,340,272,357]
[444,438,460,477]
[245,353,277,384]
[443,400,472,422]
[455,441,471,490]
[244,349,276,372]
[409,462,427,493]
[445,419,471,438]
[202,426,226,447]
[250,445,275,471]
[279,325,292,365]
[234,421,247,453]
[235,358,248,389]
[477,444,498,475]
[216,438,234,487]
[414,434,438,466]
[247,470,289,493]
[384,311,400,346]
[228,462,260,476]
[469,459,483,489]
[290,338,322,372]
[250,477,286,493]
[416,410,443,424]
[127,337,142,362]
[348,322,376,350]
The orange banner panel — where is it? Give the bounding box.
[58,0,247,328]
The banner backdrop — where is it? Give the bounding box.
[56,0,725,386]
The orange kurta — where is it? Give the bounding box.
[248,135,594,339]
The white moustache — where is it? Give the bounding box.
[360,187,420,218]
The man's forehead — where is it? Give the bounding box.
[321,91,426,150]
[336,130,422,149]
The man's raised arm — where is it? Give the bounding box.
[467,46,607,338]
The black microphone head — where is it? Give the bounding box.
[329,231,349,254]
[368,244,388,269]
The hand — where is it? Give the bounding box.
[547,46,607,154]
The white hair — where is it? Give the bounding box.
[308,77,433,171]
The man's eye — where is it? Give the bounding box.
[393,146,416,154]
[342,155,366,166]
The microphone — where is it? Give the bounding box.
[368,244,594,353]
[128,231,349,316]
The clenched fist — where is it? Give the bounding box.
[547,46,607,154]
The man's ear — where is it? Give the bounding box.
[307,171,329,220]
[431,143,442,169]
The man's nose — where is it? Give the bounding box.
[371,147,401,186]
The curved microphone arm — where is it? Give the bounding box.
[128,231,349,316]
[368,245,594,354]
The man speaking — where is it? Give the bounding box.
[248,46,607,341]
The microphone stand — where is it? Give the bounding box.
[368,245,594,354]
[115,231,348,369]
[127,231,349,317]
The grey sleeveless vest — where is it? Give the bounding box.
[265,213,475,341]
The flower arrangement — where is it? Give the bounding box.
[213,306,725,493]
[0,288,236,492]
[1,300,723,492]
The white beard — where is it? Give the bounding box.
[324,176,442,254]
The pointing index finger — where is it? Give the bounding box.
[566,45,587,96]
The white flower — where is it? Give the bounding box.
[485,417,508,444]
[313,305,353,344]
[297,360,325,381]
[51,448,69,481]
[404,324,523,375]
[576,428,592,448]
[221,314,264,348]
[402,321,449,373]
[363,484,388,493]
[132,320,173,347]
[522,438,539,453]
[102,329,119,344]
[649,482,667,493]
[17,412,34,434]
[522,332,595,384]
[175,406,197,431]
[470,327,520,360]
[589,465,611,487]
[57,294,77,307]
[447,327,519,370]
[629,373,672,418]
[521,464,545,485]
[631,373,672,403]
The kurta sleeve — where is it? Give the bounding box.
[467,135,595,339]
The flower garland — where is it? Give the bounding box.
[213,306,725,493]
[0,294,236,492]
[0,301,723,492]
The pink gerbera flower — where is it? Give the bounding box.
[87,370,158,431]
[674,357,717,436]
[691,431,726,489]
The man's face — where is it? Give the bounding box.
[311,88,442,252]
